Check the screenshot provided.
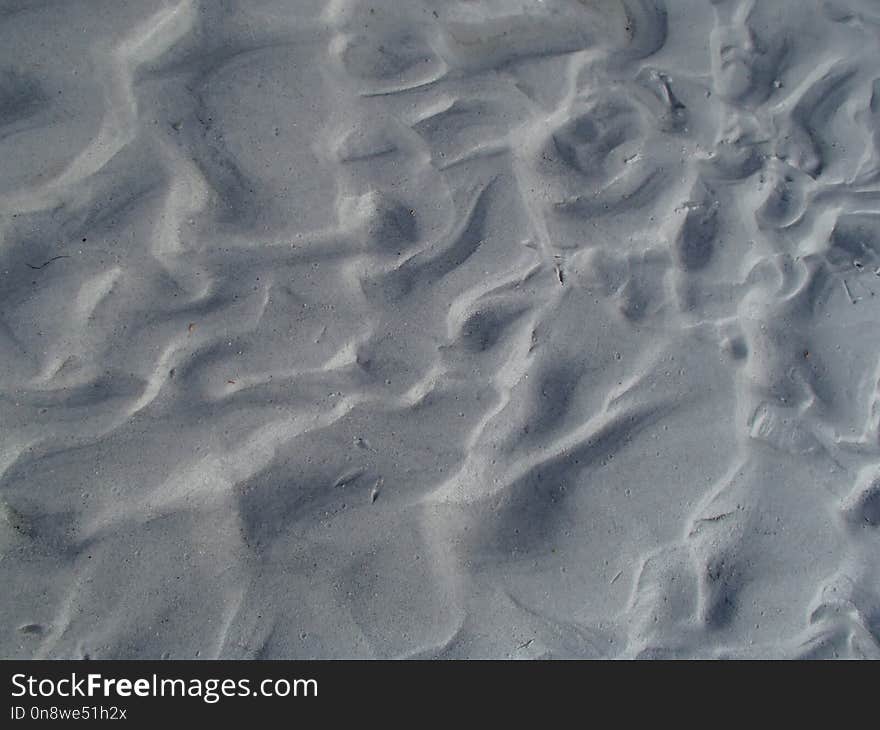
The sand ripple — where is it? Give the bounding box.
[2,0,880,658]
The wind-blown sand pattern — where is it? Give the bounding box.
[2,0,880,659]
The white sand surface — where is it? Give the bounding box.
[2,0,880,659]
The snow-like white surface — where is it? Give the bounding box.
[2,0,880,658]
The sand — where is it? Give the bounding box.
[1,0,879,659]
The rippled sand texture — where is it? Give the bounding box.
[2,0,880,659]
